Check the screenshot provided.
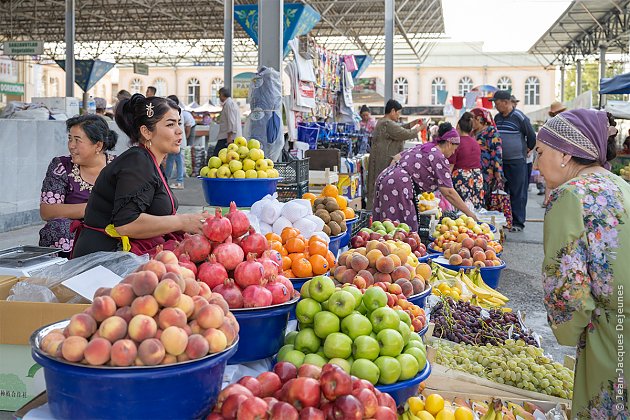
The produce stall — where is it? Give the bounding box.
[2,135,575,420]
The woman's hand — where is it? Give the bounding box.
[390,154,402,165]
[178,212,209,234]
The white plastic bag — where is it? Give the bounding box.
[259,222,273,235]
[281,200,309,223]
[250,195,275,217]
[260,199,284,225]
[272,216,293,235]
[305,215,325,232]
[294,218,316,239]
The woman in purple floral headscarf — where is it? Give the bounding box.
[536,109,629,417]
[39,115,117,257]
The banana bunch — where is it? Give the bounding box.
[480,398,505,420]
[430,264,472,301]
[467,268,510,310]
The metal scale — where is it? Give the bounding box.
[0,246,67,277]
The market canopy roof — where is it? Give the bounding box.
[529,0,630,67]
[0,0,445,65]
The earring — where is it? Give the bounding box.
[561,163,566,168]
[146,140,152,150]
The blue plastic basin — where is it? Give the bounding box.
[434,258,506,289]
[417,323,429,337]
[31,320,238,420]
[376,361,432,407]
[427,245,443,255]
[407,284,432,309]
[199,176,282,208]
[327,233,344,257]
[418,254,429,263]
[339,217,358,248]
[229,296,299,364]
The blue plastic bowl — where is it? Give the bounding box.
[31,320,238,420]
[427,244,443,255]
[407,284,432,309]
[417,322,430,337]
[229,296,299,364]
[339,217,358,248]
[328,233,345,257]
[434,258,506,289]
[199,176,282,208]
[418,254,429,263]
[376,361,432,407]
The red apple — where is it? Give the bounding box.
[273,361,297,383]
[374,406,398,420]
[320,366,353,401]
[332,395,364,420]
[350,236,366,249]
[216,384,254,411]
[237,376,262,397]
[352,377,376,394]
[297,363,322,379]
[257,371,282,398]
[377,392,397,413]
[353,388,379,418]
[237,397,268,420]
[263,397,279,411]
[286,377,321,410]
[299,407,325,420]
[320,403,334,419]
[357,231,370,242]
[221,393,249,420]
[206,414,223,420]
[269,401,298,420]
[369,232,382,241]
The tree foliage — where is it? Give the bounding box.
[563,61,626,104]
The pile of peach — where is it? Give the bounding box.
[38,259,239,367]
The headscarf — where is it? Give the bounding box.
[470,107,496,128]
[537,109,610,166]
[433,127,460,144]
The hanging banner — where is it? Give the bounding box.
[55,60,115,92]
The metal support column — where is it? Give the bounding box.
[559,66,565,102]
[224,0,234,93]
[598,44,607,109]
[576,59,582,97]
[258,0,283,72]
[384,0,394,103]
[65,0,75,98]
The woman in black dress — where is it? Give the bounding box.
[72,94,207,257]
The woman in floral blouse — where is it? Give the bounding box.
[536,109,629,418]
[39,115,117,257]
[471,107,503,199]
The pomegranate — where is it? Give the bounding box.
[275,275,295,297]
[213,279,244,309]
[181,233,212,263]
[226,201,250,238]
[242,285,273,308]
[240,227,269,258]
[178,253,198,276]
[234,253,265,288]
[259,250,282,279]
[265,277,290,305]
[212,236,244,271]
[203,208,232,243]
[197,255,228,289]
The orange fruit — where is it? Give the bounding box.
[283,269,295,278]
[282,256,292,270]
[335,195,348,210]
[325,250,337,268]
[309,235,327,245]
[285,237,306,253]
[309,254,329,275]
[302,192,317,204]
[308,240,328,257]
[281,227,300,244]
[322,184,339,197]
[343,207,355,219]
[265,232,282,243]
[292,258,313,278]
[289,252,305,263]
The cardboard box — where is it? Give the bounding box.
[0,277,89,412]
[337,174,360,199]
[31,97,80,118]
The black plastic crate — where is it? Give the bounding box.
[351,210,372,236]
[276,181,309,202]
[275,158,309,184]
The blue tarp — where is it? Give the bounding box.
[600,72,630,94]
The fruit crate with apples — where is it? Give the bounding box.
[274,158,310,185]
[350,210,372,237]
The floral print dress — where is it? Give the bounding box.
[543,173,629,418]
[476,125,503,196]
[39,155,114,255]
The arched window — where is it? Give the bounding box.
[129,78,143,94]
[431,77,446,105]
[394,77,409,104]
[153,78,167,97]
[187,77,201,105]
[210,78,223,104]
[524,76,540,105]
[496,76,512,92]
[458,76,473,96]
[50,77,59,97]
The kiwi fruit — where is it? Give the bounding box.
[314,198,326,207]
[330,211,344,224]
[329,221,342,236]
[325,200,340,212]
[340,222,347,232]
[315,203,327,211]
[323,224,332,236]
[315,209,331,224]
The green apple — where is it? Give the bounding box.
[383,221,395,233]
[374,356,401,385]
[277,344,294,361]
[409,332,422,342]
[369,307,400,333]
[282,349,306,368]
[217,165,231,178]
[396,353,420,380]
[257,170,267,178]
[316,347,326,359]
[352,335,380,361]
[342,285,363,308]
[396,310,412,327]
[266,168,280,178]
[226,150,240,162]
[255,159,268,171]
[208,156,222,169]
[323,332,352,359]
[300,280,311,298]
[376,230,387,235]
[398,321,411,345]
[304,353,328,368]
[265,158,274,169]
[207,168,218,178]
[404,340,426,353]
[340,313,372,340]
[371,222,384,231]
[227,143,239,151]
[309,275,335,303]
[228,159,243,173]
[350,359,380,385]
[377,329,404,357]
[314,311,340,339]
[357,302,368,315]
[294,328,320,354]
[327,290,356,318]
[295,298,321,324]
[233,170,246,179]
[199,166,210,177]
[321,299,329,311]
[404,347,427,370]
[218,148,228,163]
[243,158,256,171]
[329,357,352,374]
[249,148,264,161]
[237,146,250,159]
[248,138,261,149]
[360,228,372,234]
[398,223,410,232]
[234,136,248,147]
[245,169,258,178]
[362,288,387,312]
[285,331,298,345]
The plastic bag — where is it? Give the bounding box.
[7,282,58,303]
